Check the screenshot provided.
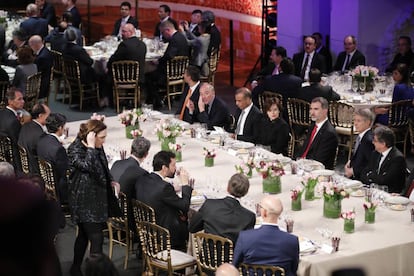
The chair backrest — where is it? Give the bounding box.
[24,72,42,110]
[193,232,233,273]
[0,81,9,109]
[388,99,412,128]
[208,46,221,74]
[18,144,30,175]
[329,101,354,129]
[166,56,190,83]
[111,60,140,86]
[63,58,82,87]
[259,91,284,113]
[131,199,156,225]
[240,263,286,276]
[0,136,13,163]
[50,50,64,74]
[287,98,311,127]
[38,158,58,201]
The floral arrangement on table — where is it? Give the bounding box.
[203,147,216,167]
[155,119,183,150]
[301,173,318,201]
[363,201,378,211]
[363,200,378,224]
[351,65,379,80]
[321,182,349,219]
[291,185,304,211]
[129,128,143,138]
[90,113,105,121]
[341,209,356,220]
[341,209,356,233]
[118,108,143,126]
[235,157,255,178]
[256,160,285,194]
[169,142,184,162]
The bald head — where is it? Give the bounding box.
[216,263,239,276]
[261,195,283,222]
[28,35,44,52]
[121,23,136,40]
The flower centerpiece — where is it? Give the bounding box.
[341,209,356,233]
[155,119,183,151]
[363,200,378,224]
[291,185,304,211]
[169,143,183,162]
[0,10,7,25]
[90,113,105,121]
[203,147,216,167]
[256,160,285,194]
[321,182,349,218]
[235,157,255,178]
[301,173,318,201]
[118,108,143,139]
[351,65,379,92]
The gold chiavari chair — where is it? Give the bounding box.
[200,46,221,86]
[38,159,58,201]
[387,99,412,157]
[287,98,311,157]
[111,60,140,113]
[0,81,9,109]
[50,50,69,103]
[24,72,42,111]
[239,263,285,276]
[18,144,30,175]
[0,136,13,163]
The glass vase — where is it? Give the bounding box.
[205,157,214,167]
[125,125,138,139]
[174,151,182,162]
[304,187,315,201]
[364,209,375,224]
[291,197,302,211]
[323,197,342,218]
[344,219,355,233]
[262,176,281,194]
[161,137,176,151]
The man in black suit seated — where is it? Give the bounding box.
[37,113,69,204]
[360,126,407,193]
[45,21,67,52]
[292,35,326,81]
[233,87,262,143]
[333,35,366,73]
[176,65,201,123]
[313,32,332,73]
[189,173,255,244]
[0,89,25,172]
[20,4,49,39]
[296,68,340,103]
[153,4,178,41]
[36,0,57,27]
[29,35,53,100]
[196,82,230,130]
[344,108,375,181]
[297,97,338,170]
[111,1,139,39]
[135,151,192,251]
[18,103,51,174]
[201,10,221,55]
[386,36,414,73]
[62,0,81,29]
[2,28,28,68]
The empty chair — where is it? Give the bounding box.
[111,60,140,113]
[387,99,412,156]
[50,50,69,103]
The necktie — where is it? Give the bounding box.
[235,110,245,135]
[301,124,318,158]
[300,54,310,79]
[179,88,192,120]
[205,104,210,114]
[352,135,361,156]
[342,54,351,72]
[377,153,384,174]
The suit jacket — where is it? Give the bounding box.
[135,172,192,250]
[317,45,333,73]
[297,120,338,170]
[386,50,414,73]
[197,96,230,130]
[175,83,201,124]
[110,157,139,183]
[37,134,69,203]
[233,225,299,276]
[333,50,366,72]
[63,42,96,83]
[296,83,340,103]
[107,36,146,83]
[20,17,49,38]
[34,46,53,99]
[18,120,46,174]
[254,117,290,156]
[111,16,139,36]
[235,105,262,143]
[189,196,256,244]
[153,17,179,39]
[0,108,22,171]
[293,51,327,78]
[45,30,67,52]
[68,6,82,29]
[360,147,407,193]
[208,24,221,55]
[350,129,374,180]
[185,32,210,70]
[40,2,57,27]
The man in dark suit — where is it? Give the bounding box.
[202,10,221,55]
[36,0,57,27]
[176,65,201,123]
[297,97,338,170]
[189,173,255,243]
[186,9,202,37]
[29,35,53,99]
[233,196,299,276]
[386,36,414,73]
[62,0,81,29]
[296,68,340,103]
[18,103,51,174]
[37,113,69,203]
[333,35,366,72]
[0,89,25,172]
[313,32,333,73]
[344,109,375,181]
[196,83,230,130]
[360,126,407,193]
[20,4,49,39]
[111,1,139,38]
[251,46,287,89]
[135,151,192,251]
[233,87,262,143]
[292,35,326,81]
[45,21,68,52]
[153,4,178,40]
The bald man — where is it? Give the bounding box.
[29,35,53,99]
[216,263,239,276]
[233,196,299,276]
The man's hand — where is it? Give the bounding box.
[198,96,205,112]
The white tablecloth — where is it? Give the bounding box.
[66,115,414,276]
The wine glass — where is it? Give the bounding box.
[359,81,366,92]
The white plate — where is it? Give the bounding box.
[343,180,363,189]
[312,169,335,176]
[351,190,365,197]
[191,195,205,205]
[232,141,255,149]
[299,237,317,254]
[378,97,392,103]
[346,99,366,104]
[389,204,407,211]
[385,196,410,205]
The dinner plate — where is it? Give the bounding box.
[378,97,392,103]
[351,189,365,197]
[385,196,410,205]
[346,99,366,104]
[299,237,317,254]
[232,141,255,149]
[388,204,407,211]
[312,169,335,176]
[343,180,363,190]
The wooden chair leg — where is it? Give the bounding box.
[107,223,114,259]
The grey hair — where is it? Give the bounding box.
[64,27,78,42]
[354,108,375,125]
[0,162,15,177]
[131,136,151,158]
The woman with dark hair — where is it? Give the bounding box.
[67,119,121,276]
[254,97,290,155]
[12,46,38,94]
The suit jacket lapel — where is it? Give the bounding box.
[378,148,395,175]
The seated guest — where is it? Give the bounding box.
[233,87,262,143]
[111,1,138,38]
[153,4,178,41]
[0,161,15,178]
[135,151,192,251]
[12,46,38,95]
[297,97,338,170]
[189,173,255,244]
[3,28,28,68]
[375,63,414,125]
[45,20,69,52]
[201,10,221,56]
[29,35,53,100]
[20,4,49,39]
[196,83,230,130]
[254,97,290,156]
[292,35,326,81]
[18,103,50,174]
[386,36,414,73]
[176,65,201,123]
[37,113,69,204]
[344,109,375,180]
[216,263,239,276]
[36,0,57,27]
[313,32,333,73]
[296,68,340,103]
[0,89,25,172]
[360,126,407,193]
[232,196,299,276]
[333,35,366,72]
[62,11,83,46]
[62,0,81,29]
